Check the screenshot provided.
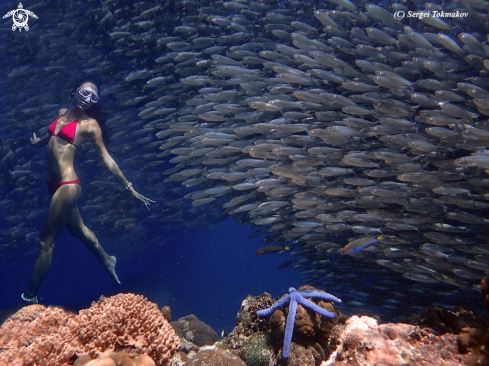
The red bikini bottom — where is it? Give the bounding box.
[46,178,81,195]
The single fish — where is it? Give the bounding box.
[256,245,291,255]
[340,236,385,254]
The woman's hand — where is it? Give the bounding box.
[30,132,49,148]
[130,189,156,210]
[30,133,41,146]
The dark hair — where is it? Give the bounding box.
[71,77,110,146]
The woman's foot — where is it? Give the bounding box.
[105,255,121,284]
[21,292,39,305]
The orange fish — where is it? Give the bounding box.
[340,236,384,254]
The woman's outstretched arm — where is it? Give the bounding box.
[88,118,155,209]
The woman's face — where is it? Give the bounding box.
[74,82,99,110]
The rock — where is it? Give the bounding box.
[404,306,487,335]
[161,306,172,322]
[227,292,274,357]
[454,278,489,366]
[183,349,246,366]
[172,314,220,347]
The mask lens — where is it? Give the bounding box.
[78,87,99,103]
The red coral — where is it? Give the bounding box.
[0,293,179,366]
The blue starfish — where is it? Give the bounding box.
[256,287,342,359]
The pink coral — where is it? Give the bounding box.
[0,305,81,366]
[74,293,179,365]
[324,315,465,366]
[0,293,179,366]
[74,349,156,366]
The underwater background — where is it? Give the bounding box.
[1,0,488,336]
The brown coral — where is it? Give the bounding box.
[226,287,346,366]
[268,286,347,364]
[405,306,487,335]
[161,306,172,322]
[455,278,489,366]
[227,292,274,356]
[0,293,180,366]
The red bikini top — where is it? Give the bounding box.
[48,115,78,147]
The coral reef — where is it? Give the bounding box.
[404,306,487,335]
[166,315,222,365]
[74,349,156,366]
[0,293,179,366]
[171,314,219,347]
[161,306,172,322]
[183,349,246,366]
[256,287,342,358]
[76,293,179,364]
[455,278,489,366]
[231,292,274,339]
[239,333,273,366]
[0,304,81,365]
[324,315,464,366]
[226,291,275,362]
[266,286,346,364]
[227,286,346,366]
[225,287,489,366]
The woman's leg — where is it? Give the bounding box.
[65,206,120,284]
[25,183,81,297]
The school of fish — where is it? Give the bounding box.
[1,0,489,316]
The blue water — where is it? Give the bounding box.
[0,215,301,333]
[0,0,487,337]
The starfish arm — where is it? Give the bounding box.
[256,295,292,317]
[296,290,342,303]
[296,296,337,318]
[283,296,298,359]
